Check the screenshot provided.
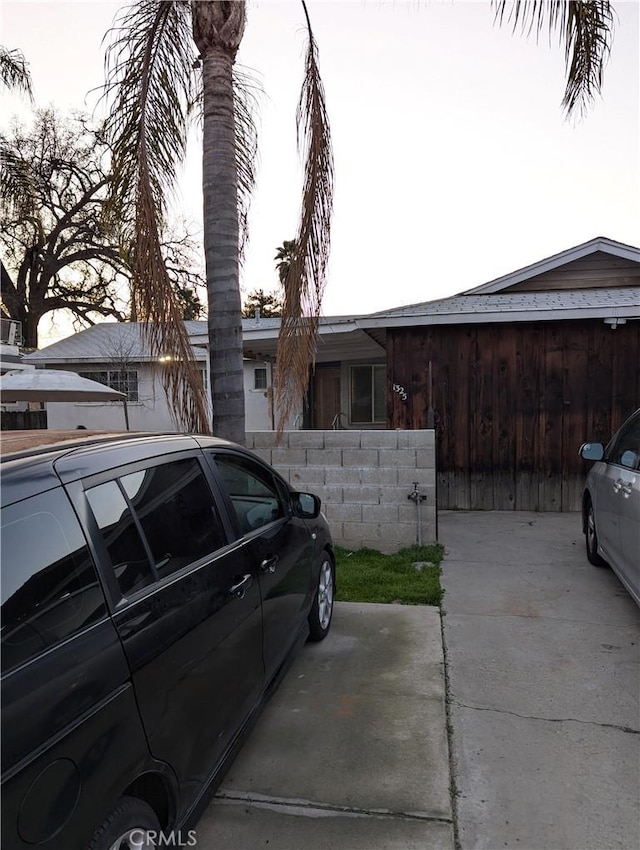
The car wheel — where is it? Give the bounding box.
[308,551,335,642]
[88,796,161,850]
[585,499,606,567]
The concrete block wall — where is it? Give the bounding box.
[246,430,436,554]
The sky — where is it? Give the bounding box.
[1,0,639,341]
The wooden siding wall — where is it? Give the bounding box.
[387,320,640,511]
[507,251,640,291]
[1,410,47,430]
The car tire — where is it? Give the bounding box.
[88,796,161,850]
[308,551,335,642]
[585,499,606,567]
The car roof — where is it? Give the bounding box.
[0,430,246,507]
[0,429,138,458]
[0,430,242,460]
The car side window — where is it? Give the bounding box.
[606,416,640,469]
[122,459,226,577]
[214,454,284,537]
[86,457,227,595]
[1,489,106,673]
[86,480,154,595]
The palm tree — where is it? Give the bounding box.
[102,0,613,442]
[275,240,297,288]
[103,1,332,442]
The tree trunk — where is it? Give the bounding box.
[194,2,246,445]
[23,316,40,350]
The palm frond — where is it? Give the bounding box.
[0,135,36,217]
[492,0,614,117]
[102,0,209,433]
[274,2,334,433]
[102,0,196,230]
[234,65,260,264]
[0,46,33,99]
[135,197,209,433]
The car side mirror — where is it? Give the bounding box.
[580,442,605,462]
[292,492,321,519]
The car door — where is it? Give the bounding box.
[604,414,640,599]
[207,450,316,683]
[592,454,621,568]
[79,452,264,804]
[1,487,148,850]
[618,452,640,602]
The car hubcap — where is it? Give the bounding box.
[317,560,334,629]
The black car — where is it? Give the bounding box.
[1,431,335,850]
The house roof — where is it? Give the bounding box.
[24,315,386,366]
[358,287,640,329]
[358,237,640,329]
[25,322,209,364]
[238,314,385,362]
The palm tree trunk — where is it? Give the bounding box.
[201,44,245,444]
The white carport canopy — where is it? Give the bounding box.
[0,369,127,402]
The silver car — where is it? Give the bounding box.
[580,409,640,606]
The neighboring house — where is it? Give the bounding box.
[23,322,209,432]
[21,316,386,432]
[357,236,640,511]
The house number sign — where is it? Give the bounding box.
[393,383,408,401]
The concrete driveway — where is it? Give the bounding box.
[440,510,640,850]
[193,511,638,849]
[198,603,455,849]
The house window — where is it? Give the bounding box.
[350,365,386,425]
[254,367,268,390]
[79,370,139,402]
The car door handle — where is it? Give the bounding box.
[229,574,253,599]
[260,556,278,574]
[613,478,633,498]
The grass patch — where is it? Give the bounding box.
[334,543,444,606]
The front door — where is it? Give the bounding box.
[312,364,342,429]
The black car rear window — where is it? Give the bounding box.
[1,489,106,672]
